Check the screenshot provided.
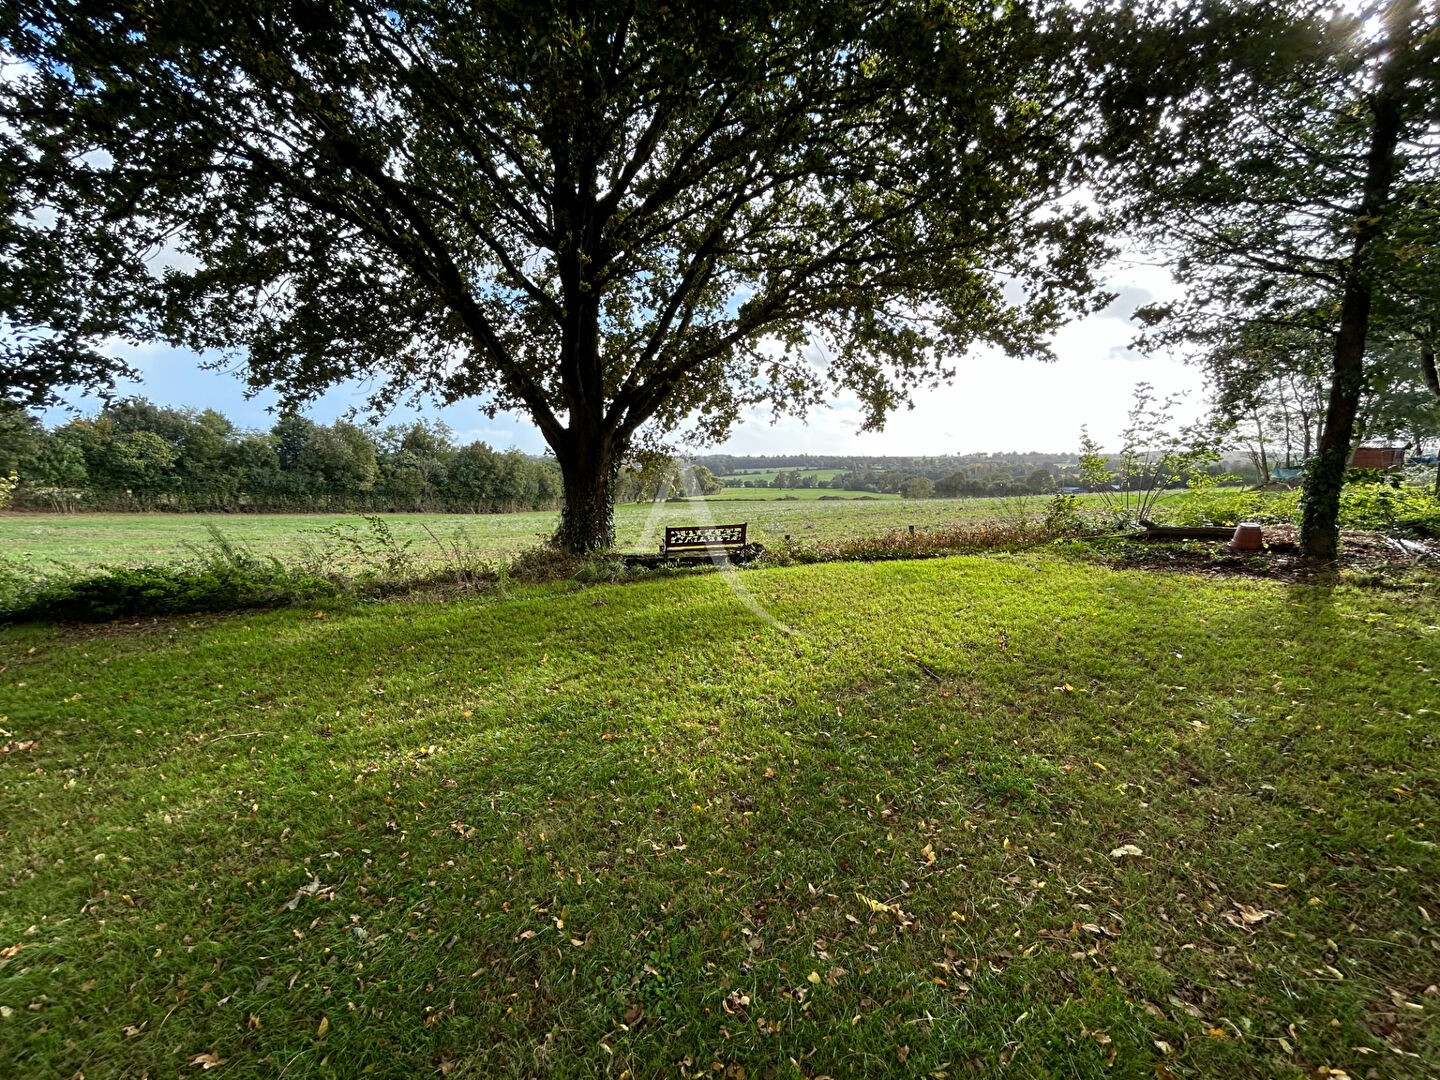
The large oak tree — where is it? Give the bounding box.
[1,0,1110,551]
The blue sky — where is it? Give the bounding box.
[37,262,1206,456]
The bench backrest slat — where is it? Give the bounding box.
[663,523,747,554]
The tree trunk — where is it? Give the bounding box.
[1299,339,1365,561]
[1252,410,1268,483]
[552,435,620,554]
[1299,69,1404,562]
[1421,337,1439,498]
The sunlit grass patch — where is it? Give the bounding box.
[1,554,1437,1077]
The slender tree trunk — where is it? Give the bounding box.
[1251,410,1269,484]
[1421,337,1439,399]
[1299,75,1404,561]
[1279,385,1295,465]
[1420,337,1440,498]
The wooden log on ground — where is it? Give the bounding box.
[1128,519,1239,541]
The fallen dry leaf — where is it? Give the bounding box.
[281,877,334,912]
[1109,844,1144,859]
[189,1052,224,1070]
[1224,903,1276,929]
[855,892,897,915]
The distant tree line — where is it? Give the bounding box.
[712,456,1258,498]
[0,401,560,513]
[703,452,1073,475]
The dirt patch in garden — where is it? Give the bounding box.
[1094,525,1440,584]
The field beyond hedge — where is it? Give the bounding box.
[1,554,1437,1077]
[0,496,1044,570]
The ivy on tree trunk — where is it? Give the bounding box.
[553,434,620,555]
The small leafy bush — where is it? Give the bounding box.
[1161,482,1440,536]
[506,545,584,583]
[309,514,417,578]
[1078,383,1228,528]
[571,555,628,584]
[1165,489,1300,527]
[1338,483,1440,535]
[1042,493,1100,536]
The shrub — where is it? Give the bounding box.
[1338,483,1440,535]
[2,560,338,623]
[506,545,584,583]
[0,526,340,623]
[1164,489,1299,527]
[1042,493,1095,536]
[309,514,417,578]
[571,555,629,584]
[1078,383,1229,528]
[1163,482,1440,536]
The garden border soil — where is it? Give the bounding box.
[1087,525,1440,584]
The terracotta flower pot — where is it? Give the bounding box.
[1229,521,1264,552]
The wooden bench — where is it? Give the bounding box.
[661,523,748,561]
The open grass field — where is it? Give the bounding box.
[715,468,847,483]
[693,488,898,502]
[1,553,1436,1077]
[0,495,1065,571]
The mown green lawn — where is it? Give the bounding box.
[1,554,1436,1078]
[0,495,1057,570]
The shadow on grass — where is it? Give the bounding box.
[1,559,1436,1077]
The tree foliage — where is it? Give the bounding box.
[1099,0,1440,559]
[1,0,1112,550]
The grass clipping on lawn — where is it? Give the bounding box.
[0,553,1437,1077]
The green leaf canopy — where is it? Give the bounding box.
[2,0,1110,548]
